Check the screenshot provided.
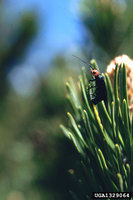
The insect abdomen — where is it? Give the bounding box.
[91,74,108,108]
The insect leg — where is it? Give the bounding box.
[89,79,95,83]
[90,93,96,97]
[88,85,96,89]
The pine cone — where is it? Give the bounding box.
[106,55,133,111]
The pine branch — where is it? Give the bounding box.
[60,61,133,199]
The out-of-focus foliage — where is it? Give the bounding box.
[27,57,79,199]
[0,15,78,198]
[0,2,79,199]
[0,3,39,199]
[0,63,78,200]
[80,0,133,65]
[0,11,37,101]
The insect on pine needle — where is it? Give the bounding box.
[72,55,108,110]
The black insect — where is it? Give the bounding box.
[88,67,108,109]
[72,55,108,109]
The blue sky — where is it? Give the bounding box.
[5,0,81,67]
[5,0,82,95]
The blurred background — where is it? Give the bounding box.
[1,0,133,199]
